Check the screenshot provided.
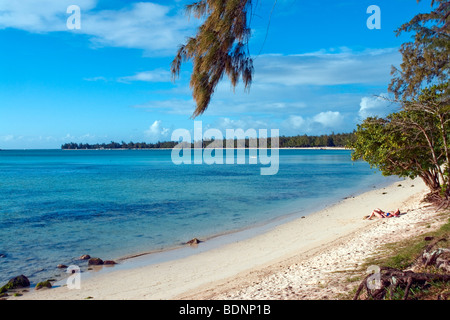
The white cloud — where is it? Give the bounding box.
[83,76,108,82]
[151,47,400,119]
[145,120,170,141]
[0,0,96,32]
[82,2,193,55]
[133,99,195,116]
[282,111,345,135]
[358,94,398,120]
[118,69,171,83]
[285,115,306,129]
[0,133,101,149]
[212,117,270,135]
[189,112,347,139]
[313,111,344,128]
[60,133,98,142]
[0,134,15,142]
[254,48,400,86]
[206,98,308,116]
[0,1,196,55]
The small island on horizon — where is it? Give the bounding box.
[60,132,356,150]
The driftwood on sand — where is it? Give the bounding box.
[354,237,450,300]
[353,266,450,300]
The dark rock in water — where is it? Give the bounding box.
[103,260,116,265]
[0,275,30,293]
[0,253,6,258]
[79,254,91,260]
[57,264,68,269]
[35,280,52,290]
[186,238,202,245]
[88,258,104,265]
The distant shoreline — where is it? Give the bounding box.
[59,147,351,150]
[0,147,352,151]
[60,133,356,151]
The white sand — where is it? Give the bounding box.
[12,177,445,300]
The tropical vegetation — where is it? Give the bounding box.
[351,0,449,206]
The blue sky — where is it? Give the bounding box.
[0,0,433,149]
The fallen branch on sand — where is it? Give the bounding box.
[354,236,450,300]
[353,266,450,300]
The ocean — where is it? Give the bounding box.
[0,149,396,285]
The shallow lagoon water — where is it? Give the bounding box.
[0,149,396,285]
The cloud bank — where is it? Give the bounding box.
[0,1,195,55]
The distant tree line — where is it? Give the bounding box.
[61,141,178,150]
[61,132,355,150]
[278,132,355,148]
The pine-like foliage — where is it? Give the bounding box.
[389,0,450,99]
[171,0,254,118]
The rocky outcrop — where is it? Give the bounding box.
[186,238,202,245]
[0,275,30,293]
[35,280,52,290]
[88,258,104,265]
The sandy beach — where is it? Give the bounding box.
[9,176,446,300]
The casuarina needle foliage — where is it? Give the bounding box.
[171,0,254,118]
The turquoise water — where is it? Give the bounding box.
[0,149,394,285]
